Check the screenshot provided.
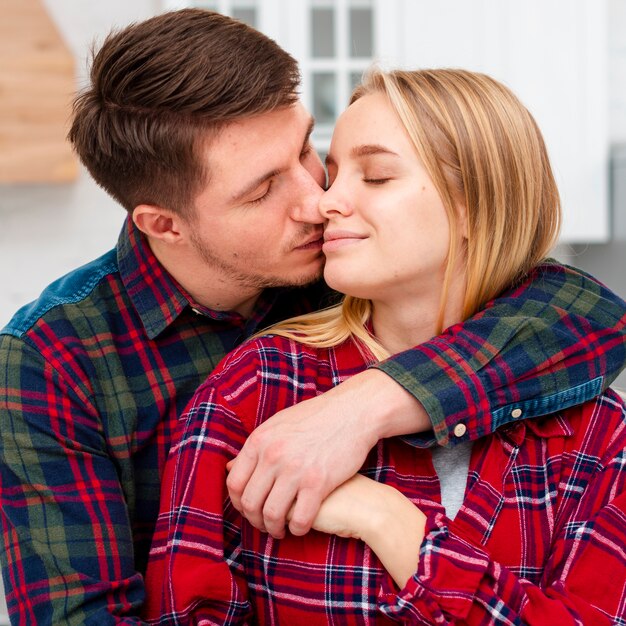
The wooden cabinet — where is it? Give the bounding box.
[0,0,77,183]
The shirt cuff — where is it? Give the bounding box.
[374,336,490,448]
[378,511,490,622]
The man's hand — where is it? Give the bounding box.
[226,368,430,538]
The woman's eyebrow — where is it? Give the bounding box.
[350,144,399,158]
[326,144,399,169]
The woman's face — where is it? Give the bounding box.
[321,92,458,306]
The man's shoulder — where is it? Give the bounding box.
[1,248,119,341]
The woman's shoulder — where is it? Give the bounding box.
[196,334,355,407]
[569,387,626,426]
[192,334,309,397]
[181,336,313,435]
[213,333,368,381]
[187,333,370,434]
[212,333,329,379]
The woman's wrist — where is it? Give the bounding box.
[362,483,426,589]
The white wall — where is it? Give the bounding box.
[2,0,625,332]
[555,0,626,391]
[609,0,626,143]
[1,0,625,330]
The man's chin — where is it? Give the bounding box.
[263,266,325,290]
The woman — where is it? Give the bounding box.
[144,69,626,624]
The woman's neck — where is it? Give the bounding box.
[370,275,466,355]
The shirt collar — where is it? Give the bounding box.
[118,218,190,339]
[117,218,284,339]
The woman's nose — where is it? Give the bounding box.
[318,182,352,219]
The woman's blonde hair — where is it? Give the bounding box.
[266,68,562,360]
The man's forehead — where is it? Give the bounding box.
[206,105,314,171]
[197,105,315,202]
[223,101,312,135]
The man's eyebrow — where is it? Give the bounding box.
[231,117,316,204]
[302,117,315,151]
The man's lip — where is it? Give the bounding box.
[295,235,324,250]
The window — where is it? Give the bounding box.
[306,0,375,156]
[163,0,257,28]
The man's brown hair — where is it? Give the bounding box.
[68,9,301,216]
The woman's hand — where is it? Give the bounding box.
[308,473,383,540]
[303,473,427,589]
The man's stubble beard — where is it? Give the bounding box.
[189,229,324,291]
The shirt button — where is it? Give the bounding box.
[511,408,523,419]
[453,423,467,438]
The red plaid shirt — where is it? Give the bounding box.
[145,334,626,625]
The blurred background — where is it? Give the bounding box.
[0,0,625,620]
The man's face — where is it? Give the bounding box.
[186,103,326,291]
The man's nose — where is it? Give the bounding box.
[290,164,326,224]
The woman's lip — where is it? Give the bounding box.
[322,234,366,253]
[323,230,365,242]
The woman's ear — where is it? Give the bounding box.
[132,205,183,244]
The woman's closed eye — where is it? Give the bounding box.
[363,177,391,185]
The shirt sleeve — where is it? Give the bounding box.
[376,261,626,447]
[143,358,256,625]
[378,415,626,624]
[0,335,147,625]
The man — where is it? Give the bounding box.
[0,9,624,625]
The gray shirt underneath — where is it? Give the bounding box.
[431,441,473,520]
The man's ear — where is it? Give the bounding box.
[132,205,184,244]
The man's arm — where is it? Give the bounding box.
[0,335,147,625]
[227,261,626,537]
[376,261,626,447]
[226,368,425,537]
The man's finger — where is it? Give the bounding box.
[236,468,276,531]
[287,486,324,536]
[261,476,300,539]
[226,445,259,512]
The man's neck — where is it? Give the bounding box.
[149,238,263,318]
[179,271,263,319]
